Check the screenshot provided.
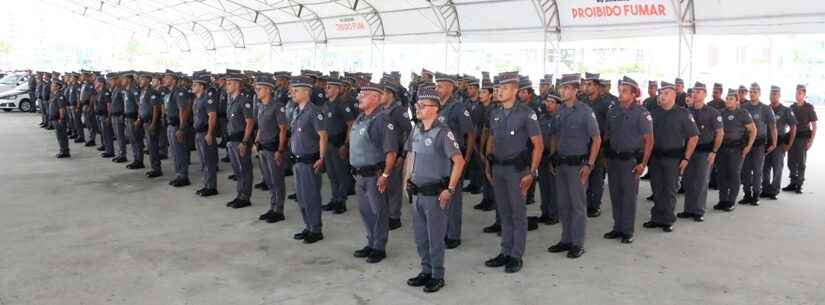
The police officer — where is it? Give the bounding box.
[516,76,543,207]
[191,72,219,197]
[675,78,688,108]
[762,86,797,200]
[163,71,193,187]
[66,73,81,141]
[784,85,817,193]
[714,89,756,211]
[546,73,601,259]
[224,72,256,209]
[122,73,143,169]
[739,83,777,206]
[603,77,653,244]
[110,73,128,164]
[94,76,115,158]
[41,73,54,130]
[129,72,154,170]
[380,78,412,230]
[462,76,485,195]
[707,83,726,189]
[288,75,328,244]
[320,74,356,214]
[404,86,465,293]
[678,82,723,222]
[474,73,498,213]
[482,71,543,272]
[79,71,97,147]
[582,73,611,217]
[642,81,659,111]
[348,82,398,263]
[530,93,561,226]
[644,81,699,232]
[434,73,477,249]
[50,79,70,158]
[254,73,289,223]
[139,74,163,178]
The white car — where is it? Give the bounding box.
[0,73,30,93]
[0,83,35,112]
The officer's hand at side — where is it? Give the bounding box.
[806,139,813,151]
[438,190,452,208]
[579,165,592,184]
[176,130,184,143]
[741,146,752,158]
[706,153,716,166]
[313,158,324,173]
[238,143,247,157]
[205,134,213,146]
[484,167,493,183]
[632,163,646,176]
[783,144,791,152]
[767,144,776,153]
[678,159,689,175]
[274,151,284,166]
[519,175,533,196]
[377,175,388,193]
[338,145,348,159]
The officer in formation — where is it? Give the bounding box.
[39,68,818,294]
[645,81,698,233]
[547,73,600,258]
[483,71,543,272]
[288,75,328,244]
[785,85,817,193]
[349,82,398,263]
[582,72,613,218]
[603,77,653,244]
[404,86,465,293]
[380,75,412,230]
[738,83,777,205]
[714,89,756,211]
[38,73,53,130]
[224,72,256,209]
[163,71,193,186]
[191,72,219,197]
[677,82,722,222]
[762,86,797,200]
[320,73,356,214]
[434,73,476,249]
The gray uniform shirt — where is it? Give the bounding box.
[192,92,217,131]
[488,103,541,160]
[721,108,753,142]
[556,101,600,156]
[742,102,776,138]
[139,88,161,122]
[606,103,653,152]
[123,87,139,115]
[650,105,700,150]
[349,110,398,167]
[689,105,723,145]
[406,121,461,185]
[437,97,476,151]
[790,102,817,133]
[289,102,327,155]
[771,103,798,138]
[164,88,190,125]
[111,88,124,114]
[256,100,288,145]
[226,93,254,137]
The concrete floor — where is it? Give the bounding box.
[1,112,824,305]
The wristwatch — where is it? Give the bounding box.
[381,172,390,178]
[447,186,456,194]
[530,169,539,178]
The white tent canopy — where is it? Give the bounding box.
[51,0,825,49]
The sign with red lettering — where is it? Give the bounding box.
[559,0,674,26]
[334,17,368,34]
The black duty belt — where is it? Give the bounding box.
[407,178,449,196]
[753,137,767,146]
[111,112,123,116]
[124,112,137,119]
[329,132,347,147]
[194,124,208,133]
[606,148,642,161]
[167,117,180,127]
[554,154,588,166]
[489,150,530,170]
[351,163,385,177]
[290,153,320,164]
[797,130,812,139]
[695,142,715,152]
[652,147,683,159]
[259,141,279,152]
[721,139,744,149]
[226,132,244,142]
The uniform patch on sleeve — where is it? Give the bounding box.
[179,92,184,96]
[447,131,455,141]
[716,116,722,122]
[530,113,538,121]
[591,112,597,120]
[345,107,351,113]
[454,142,460,149]
[280,106,285,112]
[689,115,695,122]
[646,114,652,121]
[402,111,410,118]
